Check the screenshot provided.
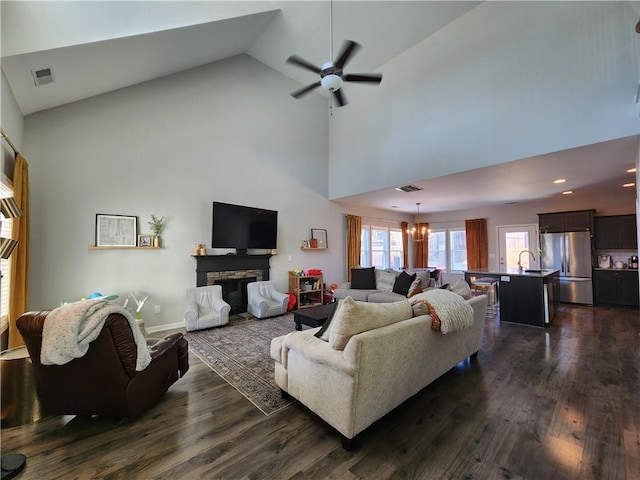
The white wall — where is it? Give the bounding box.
[424,187,636,273]
[23,55,344,330]
[329,1,640,200]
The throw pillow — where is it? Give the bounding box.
[328,296,413,350]
[414,270,432,290]
[449,279,472,300]
[376,270,397,292]
[408,285,423,298]
[351,267,376,289]
[407,278,421,297]
[392,271,416,296]
[314,300,342,342]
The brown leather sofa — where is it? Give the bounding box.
[17,310,189,419]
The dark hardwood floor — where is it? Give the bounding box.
[2,304,639,479]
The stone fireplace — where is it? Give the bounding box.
[193,254,272,313]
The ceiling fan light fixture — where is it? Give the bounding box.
[321,73,343,92]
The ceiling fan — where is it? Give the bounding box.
[286,2,382,107]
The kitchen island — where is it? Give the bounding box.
[464,269,560,327]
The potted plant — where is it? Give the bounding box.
[148,214,165,247]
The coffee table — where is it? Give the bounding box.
[292,303,336,331]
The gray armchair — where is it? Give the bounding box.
[184,285,230,331]
[246,281,289,319]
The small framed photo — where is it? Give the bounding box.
[302,240,310,248]
[311,229,328,248]
[95,214,137,247]
[138,235,154,247]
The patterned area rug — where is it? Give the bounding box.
[186,313,300,416]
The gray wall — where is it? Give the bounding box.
[23,55,346,330]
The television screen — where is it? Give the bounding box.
[212,201,278,251]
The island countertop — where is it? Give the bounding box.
[465,269,560,279]
[464,270,560,327]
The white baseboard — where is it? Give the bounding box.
[147,321,184,334]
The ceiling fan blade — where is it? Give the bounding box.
[286,55,322,74]
[344,73,383,84]
[332,88,347,107]
[334,40,361,69]
[291,81,321,99]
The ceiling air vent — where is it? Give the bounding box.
[395,184,423,193]
[31,67,55,86]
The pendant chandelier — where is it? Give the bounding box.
[410,202,427,242]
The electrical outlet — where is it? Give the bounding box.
[288,255,292,261]
[154,305,161,314]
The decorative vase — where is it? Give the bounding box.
[153,236,161,248]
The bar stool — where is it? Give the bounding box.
[469,277,499,315]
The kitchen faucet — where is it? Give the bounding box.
[517,250,536,273]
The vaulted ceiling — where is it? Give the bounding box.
[2,1,639,214]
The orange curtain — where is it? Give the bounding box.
[8,154,30,348]
[346,215,361,281]
[465,218,487,271]
[401,221,409,269]
[414,222,429,268]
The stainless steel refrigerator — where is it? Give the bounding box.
[541,231,593,304]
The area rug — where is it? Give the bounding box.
[186,313,300,416]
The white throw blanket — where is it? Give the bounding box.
[41,299,151,371]
[411,289,474,334]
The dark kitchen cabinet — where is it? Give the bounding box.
[593,269,639,307]
[539,210,594,233]
[594,215,637,250]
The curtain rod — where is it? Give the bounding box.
[0,128,19,155]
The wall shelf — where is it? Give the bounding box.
[88,245,160,250]
[300,247,328,251]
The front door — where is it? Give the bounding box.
[497,225,540,273]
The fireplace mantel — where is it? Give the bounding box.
[192,254,272,287]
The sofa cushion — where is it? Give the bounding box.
[334,288,376,302]
[392,271,416,296]
[375,270,397,292]
[328,296,413,350]
[351,267,376,289]
[449,279,472,300]
[367,291,408,303]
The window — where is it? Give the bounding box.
[360,224,404,269]
[449,229,467,271]
[428,230,446,269]
[1,180,13,327]
[428,227,467,271]
[360,226,371,267]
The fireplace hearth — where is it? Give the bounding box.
[192,254,272,313]
[214,276,257,314]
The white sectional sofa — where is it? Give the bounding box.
[333,267,436,303]
[270,292,488,449]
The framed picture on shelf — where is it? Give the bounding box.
[311,229,328,248]
[95,214,138,247]
[138,234,153,247]
[302,240,310,248]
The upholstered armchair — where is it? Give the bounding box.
[16,310,189,419]
[184,285,230,332]
[246,281,289,319]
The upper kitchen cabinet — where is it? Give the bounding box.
[594,215,638,250]
[538,210,595,233]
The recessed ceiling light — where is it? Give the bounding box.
[562,190,573,195]
[623,182,635,188]
[553,178,566,184]
[627,168,637,173]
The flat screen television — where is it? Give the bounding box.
[212,201,278,254]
